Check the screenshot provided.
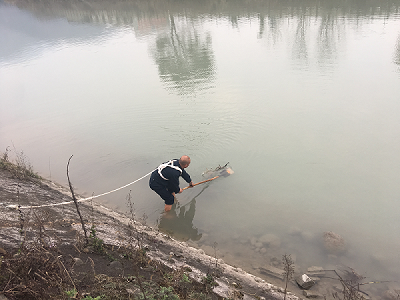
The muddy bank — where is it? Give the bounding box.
[0,168,302,300]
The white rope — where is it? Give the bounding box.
[6,169,155,210]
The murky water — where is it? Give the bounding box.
[1,0,400,297]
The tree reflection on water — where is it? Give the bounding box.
[151,14,216,95]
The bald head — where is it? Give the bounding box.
[179,155,191,168]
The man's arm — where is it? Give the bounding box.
[181,169,192,184]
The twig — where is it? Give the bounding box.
[57,257,76,291]
[135,268,148,300]
[2,274,13,293]
[67,155,88,243]
[88,256,95,276]
[282,254,295,300]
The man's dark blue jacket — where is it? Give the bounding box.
[149,159,192,193]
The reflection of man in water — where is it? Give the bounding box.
[158,199,202,242]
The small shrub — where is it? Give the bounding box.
[89,225,105,253]
[202,273,218,287]
[181,273,191,283]
[65,288,78,299]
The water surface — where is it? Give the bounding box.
[1,0,400,297]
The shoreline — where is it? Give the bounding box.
[0,168,300,300]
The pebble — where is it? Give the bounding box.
[109,261,122,269]
[303,290,322,298]
[73,258,84,266]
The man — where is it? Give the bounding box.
[149,155,193,212]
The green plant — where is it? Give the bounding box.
[65,288,78,299]
[156,286,179,300]
[188,292,212,300]
[202,273,218,287]
[89,225,105,253]
[181,273,191,283]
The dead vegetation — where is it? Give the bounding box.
[0,147,40,181]
[0,235,221,300]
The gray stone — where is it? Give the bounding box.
[296,274,315,290]
[307,266,325,276]
[259,265,285,280]
[323,231,346,254]
[232,282,242,289]
[73,257,84,266]
[255,242,263,248]
[288,226,302,236]
[109,261,123,269]
[258,233,281,248]
[303,290,322,298]
[126,288,141,296]
[0,294,9,300]
[383,290,400,300]
[309,276,320,282]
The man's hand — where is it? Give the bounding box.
[178,188,183,193]
[189,181,194,188]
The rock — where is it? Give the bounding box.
[73,258,84,266]
[172,251,184,258]
[109,261,122,269]
[383,290,400,300]
[0,248,7,255]
[0,294,9,300]
[296,274,315,290]
[232,282,242,289]
[259,265,285,280]
[259,233,281,248]
[126,288,141,296]
[303,290,323,298]
[288,226,302,236]
[309,276,320,282]
[323,231,346,254]
[307,266,325,276]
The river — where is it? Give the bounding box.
[1,0,400,297]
